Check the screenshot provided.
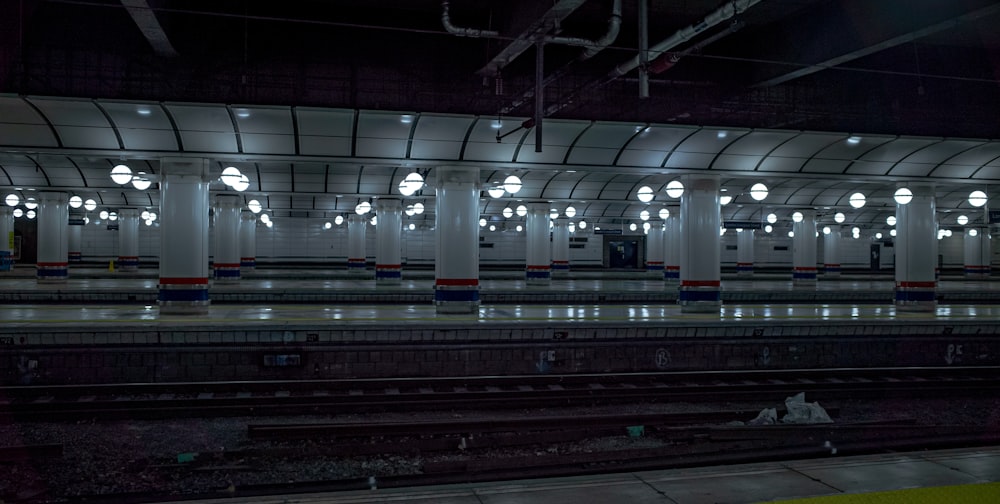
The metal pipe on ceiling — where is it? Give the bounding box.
[638,0,649,99]
[440,0,499,38]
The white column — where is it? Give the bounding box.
[963,227,990,278]
[434,166,479,314]
[824,225,841,277]
[663,209,679,282]
[0,206,12,272]
[37,191,69,283]
[679,175,721,312]
[213,195,241,283]
[347,213,367,273]
[736,228,754,277]
[116,208,141,272]
[526,203,551,284]
[240,210,257,271]
[645,221,664,276]
[895,185,936,311]
[158,158,210,314]
[376,198,402,284]
[551,217,570,277]
[792,209,817,283]
[68,220,83,264]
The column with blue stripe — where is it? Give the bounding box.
[68,220,83,264]
[678,175,721,313]
[0,206,14,272]
[895,184,937,311]
[347,214,367,273]
[663,209,680,283]
[526,203,551,285]
[434,166,479,314]
[158,158,211,314]
[375,198,402,284]
[736,228,754,277]
[823,225,841,277]
[963,227,990,278]
[645,221,664,276]
[239,210,257,271]
[551,217,570,278]
[792,209,817,283]
[213,195,242,283]
[37,192,69,283]
[117,208,141,272]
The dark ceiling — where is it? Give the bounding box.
[3,0,1000,140]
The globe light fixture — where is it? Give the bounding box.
[148,212,157,222]
[516,225,523,232]
[405,205,415,216]
[479,218,487,227]
[565,206,576,218]
[266,221,273,228]
[629,223,637,232]
[749,182,768,201]
[792,211,804,223]
[578,220,587,229]
[260,214,271,224]
[637,186,654,203]
[849,192,866,209]
[99,210,109,220]
[969,190,988,207]
[370,216,377,226]
[875,232,883,239]
[834,212,845,223]
[109,211,118,221]
[335,215,345,225]
[886,216,896,226]
[787,231,794,238]
[720,194,733,205]
[12,208,22,218]
[643,222,651,232]
[764,224,772,233]
[408,223,415,231]
[355,201,372,215]
[502,207,514,218]
[412,202,425,214]
[516,205,527,217]
[247,199,262,214]
[970,228,979,237]
[890,229,897,237]
[131,173,152,191]
[957,215,969,225]
[893,187,913,205]
[398,172,424,196]
[141,210,150,220]
[487,186,505,199]
[26,210,35,219]
[84,198,97,212]
[23,198,37,210]
[110,164,133,185]
[489,224,496,232]
[69,195,83,209]
[5,194,19,207]
[232,174,250,192]
[503,175,522,194]
[665,180,684,198]
[220,166,242,187]
[640,209,650,221]
[549,209,558,219]
[324,222,332,230]
[658,208,669,220]
[766,213,777,224]
[823,226,831,235]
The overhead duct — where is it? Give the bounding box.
[440,0,499,38]
[609,0,763,79]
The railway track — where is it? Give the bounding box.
[0,366,997,421]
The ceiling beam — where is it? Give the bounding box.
[120,0,178,58]
[752,0,1000,88]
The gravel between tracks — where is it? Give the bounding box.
[1,397,998,501]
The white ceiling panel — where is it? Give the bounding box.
[34,155,84,187]
[769,133,843,158]
[931,164,978,178]
[675,128,750,155]
[712,154,762,171]
[813,135,894,160]
[257,163,293,192]
[464,117,525,162]
[938,142,1000,166]
[242,134,295,155]
[860,137,939,162]
[167,104,238,153]
[565,123,635,165]
[758,156,806,172]
[57,126,121,150]
[516,120,588,164]
[410,114,474,160]
[292,164,326,191]
[99,101,177,151]
[617,126,697,167]
[355,111,414,159]
[296,108,354,156]
[720,130,797,156]
[570,180,606,199]
[0,124,58,148]
[30,98,110,127]
[887,162,935,177]
[801,159,850,173]
[233,106,293,134]
[844,160,892,175]
[900,139,983,164]
[664,151,715,169]
[357,165,395,194]
[972,165,1000,179]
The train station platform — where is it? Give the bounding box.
[168,446,1000,504]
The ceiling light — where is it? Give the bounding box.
[957,215,968,225]
[323,221,332,230]
[822,226,830,235]
[247,199,262,214]
[886,215,896,226]
[516,225,523,232]
[355,201,372,215]
[643,222,651,232]
[149,212,157,222]
[766,213,777,224]
[220,166,242,187]
[110,164,132,185]
[266,221,273,228]
[764,224,772,233]
[875,232,883,239]
[131,173,152,191]
[412,202,424,215]
[99,210,109,220]
[487,186,505,198]
[629,223,637,232]
[405,204,415,216]
[749,182,768,201]
[69,195,83,209]
[502,207,513,218]
[12,208,22,218]
[408,223,415,230]
[335,215,344,225]
[637,185,654,203]
[665,180,684,198]
[848,192,866,209]
[398,172,424,196]
[26,209,35,219]
[232,174,250,192]
[370,216,377,226]
[578,220,587,229]
[893,187,913,205]
[516,205,527,217]
[720,195,733,205]
[479,218,487,227]
[489,224,496,232]
[109,211,118,221]
[970,228,979,237]
[969,190,988,208]
[565,206,576,218]
[260,213,270,224]
[834,212,845,223]
[141,210,150,220]
[658,208,669,220]
[503,175,522,194]
[792,211,803,223]
[640,210,650,221]
[788,231,794,238]
[890,229,897,237]
[23,198,37,210]
[84,199,97,212]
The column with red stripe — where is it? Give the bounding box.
[37,192,69,283]
[645,221,664,276]
[792,209,817,283]
[551,217,570,278]
[213,195,242,283]
[434,166,479,313]
[117,208,141,272]
[526,203,551,285]
[736,228,754,277]
[375,198,402,284]
[239,210,256,271]
[678,175,721,312]
[895,184,937,311]
[823,225,841,277]
[663,209,680,283]
[963,227,990,279]
[0,207,12,272]
[67,220,83,264]
[158,158,211,314]
[347,214,367,274]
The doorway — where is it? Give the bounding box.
[608,240,639,269]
